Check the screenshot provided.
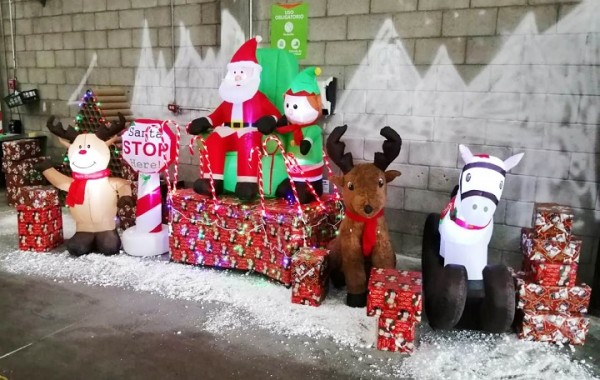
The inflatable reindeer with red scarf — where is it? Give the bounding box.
[37,114,133,256]
[326,125,402,307]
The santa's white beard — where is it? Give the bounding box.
[219,75,260,104]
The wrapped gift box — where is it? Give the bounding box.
[169,189,340,286]
[13,186,59,208]
[376,316,417,353]
[521,228,581,266]
[533,203,573,241]
[530,260,577,287]
[518,311,589,345]
[17,204,63,252]
[291,247,329,306]
[516,278,591,314]
[1,156,48,175]
[2,138,43,161]
[367,268,423,320]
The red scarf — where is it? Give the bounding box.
[440,197,490,230]
[66,169,110,207]
[345,209,384,257]
[277,123,312,145]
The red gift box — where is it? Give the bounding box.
[376,316,417,353]
[2,139,42,160]
[533,203,573,241]
[518,311,589,345]
[516,278,591,314]
[17,205,62,224]
[169,189,340,286]
[18,230,63,252]
[521,228,581,266]
[1,156,49,175]
[367,268,423,321]
[292,247,328,285]
[13,186,59,208]
[530,260,577,287]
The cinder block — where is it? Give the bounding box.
[83,0,107,12]
[73,14,96,32]
[36,51,56,68]
[366,90,412,116]
[310,16,347,41]
[24,1,44,17]
[28,68,47,84]
[489,224,521,251]
[174,4,202,26]
[569,153,599,182]
[577,237,598,265]
[385,208,429,235]
[472,0,525,6]
[109,68,135,86]
[385,186,405,209]
[413,91,464,118]
[52,15,74,33]
[501,251,522,271]
[572,208,600,238]
[299,42,325,66]
[513,148,571,179]
[325,41,368,65]
[121,48,141,67]
[546,65,599,96]
[388,163,429,189]
[419,0,469,11]
[343,114,388,133]
[347,14,389,40]
[543,123,596,153]
[107,0,132,11]
[63,32,85,50]
[428,166,460,192]
[189,25,218,46]
[497,5,558,35]
[145,7,172,28]
[95,11,119,30]
[84,31,108,49]
[55,50,75,68]
[12,36,25,53]
[464,91,521,120]
[132,0,158,8]
[337,90,366,114]
[387,116,434,142]
[443,8,497,37]
[338,135,365,159]
[415,37,466,65]
[96,49,121,67]
[404,188,449,214]
[484,120,544,149]
[465,36,504,64]
[46,69,66,85]
[504,200,534,227]
[108,30,133,49]
[201,2,219,24]
[66,69,87,85]
[38,84,58,100]
[119,10,145,29]
[158,27,173,48]
[43,34,63,51]
[57,85,80,101]
[535,178,597,209]
[454,144,513,168]
[495,199,507,224]
[400,233,422,258]
[328,0,369,16]
[409,141,457,167]
[16,19,33,35]
[25,35,44,51]
[15,52,35,68]
[578,95,599,125]
[393,11,442,38]
[503,173,536,202]
[433,117,485,145]
[371,0,417,13]
[535,34,586,65]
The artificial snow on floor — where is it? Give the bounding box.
[0,210,598,379]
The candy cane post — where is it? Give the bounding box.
[120,119,177,256]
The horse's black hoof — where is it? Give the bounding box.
[346,292,367,308]
[480,264,515,333]
[426,264,468,330]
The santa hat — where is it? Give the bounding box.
[286,67,321,96]
[228,36,262,69]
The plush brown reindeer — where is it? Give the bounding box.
[37,114,133,256]
[326,125,402,307]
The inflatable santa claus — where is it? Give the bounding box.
[188,36,280,200]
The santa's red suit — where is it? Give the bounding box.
[202,91,280,182]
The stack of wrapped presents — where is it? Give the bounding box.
[517,203,591,345]
[1,139,48,206]
[291,247,329,306]
[169,189,339,286]
[367,269,422,353]
[16,186,63,252]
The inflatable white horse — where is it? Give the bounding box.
[422,144,523,332]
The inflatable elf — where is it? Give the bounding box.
[271,67,324,204]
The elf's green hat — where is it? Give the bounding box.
[286,67,321,96]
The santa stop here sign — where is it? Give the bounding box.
[121,119,177,173]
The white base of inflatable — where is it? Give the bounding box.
[122,225,169,257]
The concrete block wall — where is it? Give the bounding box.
[1,0,598,283]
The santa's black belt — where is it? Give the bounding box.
[225,122,251,129]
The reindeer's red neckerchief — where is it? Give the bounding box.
[345,209,384,257]
[66,169,110,207]
[440,196,490,230]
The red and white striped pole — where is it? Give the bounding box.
[135,172,162,233]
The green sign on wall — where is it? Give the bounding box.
[270,2,308,59]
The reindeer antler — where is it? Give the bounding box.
[96,113,127,141]
[326,125,354,174]
[46,116,80,143]
[374,126,402,171]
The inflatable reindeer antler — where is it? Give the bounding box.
[325,125,354,174]
[374,126,402,171]
[96,113,127,141]
[46,116,80,143]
